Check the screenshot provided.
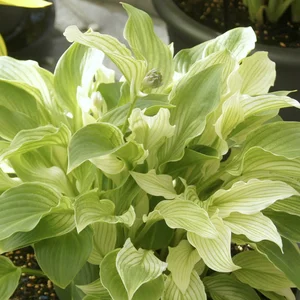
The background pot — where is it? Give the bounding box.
[152,0,300,121]
[0,1,55,54]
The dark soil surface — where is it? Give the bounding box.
[3,247,58,300]
[173,0,300,48]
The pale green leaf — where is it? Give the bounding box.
[270,195,300,216]
[207,179,298,218]
[174,27,256,73]
[128,108,175,168]
[130,169,176,199]
[0,208,75,253]
[54,42,107,125]
[0,256,21,300]
[0,34,7,56]
[233,250,294,291]
[64,26,147,99]
[0,124,71,161]
[123,3,173,91]
[158,65,222,165]
[72,161,97,194]
[144,200,218,238]
[203,274,260,300]
[75,190,135,232]
[162,271,207,300]
[167,240,201,293]
[0,168,21,192]
[188,214,240,272]
[224,212,282,249]
[35,228,93,288]
[77,279,111,299]
[100,248,165,300]
[260,288,296,300]
[256,238,300,289]
[10,152,74,196]
[88,222,116,265]
[239,52,276,95]
[67,123,124,172]
[0,105,37,141]
[0,0,52,7]
[0,183,61,240]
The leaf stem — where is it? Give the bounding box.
[121,95,138,134]
[21,267,46,277]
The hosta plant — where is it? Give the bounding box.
[0,4,300,300]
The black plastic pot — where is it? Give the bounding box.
[0,1,55,54]
[152,0,300,121]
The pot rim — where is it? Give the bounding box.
[152,0,300,66]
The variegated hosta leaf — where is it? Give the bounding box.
[35,228,93,288]
[232,250,294,291]
[166,240,201,293]
[0,124,71,162]
[0,208,75,253]
[174,27,256,73]
[116,239,167,299]
[130,169,176,199]
[224,212,282,249]
[203,274,260,300]
[100,247,165,300]
[88,222,116,265]
[128,108,175,168]
[239,51,276,95]
[270,195,300,216]
[54,42,109,125]
[0,256,21,300]
[158,65,222,165]
[187,214,240,272]
[77,279,111,299]
[74,190,135,232]
[206,179,298,218]
[63,26,147,99]
[162,271,207,300]
[0,183,61,240]
[68,122,123,172]
[123,3,174,91]
[260,289,295,300]
[144,200,217,238]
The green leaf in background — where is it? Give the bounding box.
[67,122,123,172]
[239,52,275,95]
[224,212,282,249]
[188,214,240,272]
[122,3,174,92]
[35,228,93,288]
[116,239,167,299]
[259,288,295,300]
[256,237,300,289]
[174,27,256,73]
[88,222,117,265]
[207,179,298,218]
[130,169,176,199]
[64,25,147,99]
[264,210,300,242]
[270,195,300,216]
[0,183,61,240]
[166,240,201,294]
[203,274,260,300]
[74,189,135,232]
[0,124,71,161]
[0,256,21,300]
[162,271,207,300]
[158,65,222,165]
[232,250,294,291]
[0,168,20,192]
[145,200,217,238]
